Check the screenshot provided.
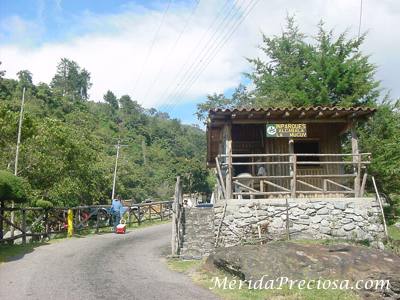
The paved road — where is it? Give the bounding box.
[0,223,218,300]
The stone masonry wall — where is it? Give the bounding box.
[180,207,215,259]
[214,198,385,248]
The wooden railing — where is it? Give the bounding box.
[216,153,371,199]
[0,201,173,244]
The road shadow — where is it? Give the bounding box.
[0,242,50,263]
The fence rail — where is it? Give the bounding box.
[0,201,173,244]
[216,153,371,199]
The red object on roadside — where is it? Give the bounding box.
[116,223,126,234]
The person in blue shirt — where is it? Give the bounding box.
[110,196,123,232]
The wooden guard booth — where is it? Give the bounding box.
[207,106,376,200]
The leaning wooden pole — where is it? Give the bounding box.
[372,176,389,240]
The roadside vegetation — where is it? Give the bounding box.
[167,258,359,300]
[0,59,213,209]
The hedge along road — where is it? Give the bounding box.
[0,223,218,300]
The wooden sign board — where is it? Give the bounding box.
[266,123,307,137]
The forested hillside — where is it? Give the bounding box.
[0,59,212,207]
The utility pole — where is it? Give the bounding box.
[111,140,127,200]
[11,87,26,238]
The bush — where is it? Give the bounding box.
[34,199,54,209]
[0,170,30,203]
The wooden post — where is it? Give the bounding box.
[171,176,180,255]
[22,209,26,244]
[0,201,4,240]
[323,179,328,193]
[360,172,368,197]
[137,206,141,226]
[44,210,49,239]
[285,198,290,240]
[148,203,152,221]
[223,124,233,199]
[160,203,163,221]
[372,176,389,240]
[95,208,100,234]
[351,123,360,197]
[289,139,296,199]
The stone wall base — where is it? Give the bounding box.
[180,207,215,259]
[214,198,385,248]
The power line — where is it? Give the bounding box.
[160,0,241,112]
[142,0,201,102]
[156,0,235,112]
[164,0,260,117]
[133,0,172,92]
[164,0,245,108]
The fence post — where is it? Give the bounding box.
[285,198,290,240]
[160,203,163,221]
[127,208,131,225]
[137,206,141,226]
[44,210,49,240]
[95,208,100,234]
[149,203,152,221]
[171,176,181,255]
[0,201,4,240]
[22,208,27,244]
[290,154,297,199]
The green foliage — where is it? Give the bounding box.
[0,58,210,207]
[103,90,119,110]
[196,17,379,120]
[50,58,92,100]
[34,199,54,209]
[358,100,400,205]
[0,170,30,203]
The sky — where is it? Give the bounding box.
[1,0,399,125]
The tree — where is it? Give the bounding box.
[103,90,119,110]
[358,100,400,195]
[0,61,5,80]
[17,70,33,90]
[50,58,92,100]
[196,17,380,121]
[196,85,250,121]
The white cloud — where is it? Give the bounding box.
[1,0,399,114]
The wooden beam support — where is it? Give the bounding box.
[222,123,233,199]
[351,123,361,197]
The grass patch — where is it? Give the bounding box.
[167,258,203,273]
[166,258,360,300]
[388,224,400,241]
[0,242,47,264]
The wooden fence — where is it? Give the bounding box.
[216,153,371,199]
[0,201,173,244]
